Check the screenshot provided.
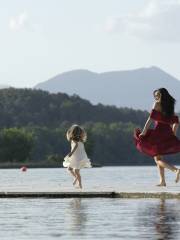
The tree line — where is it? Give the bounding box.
[0,88,148,127]
[0,88,179,166]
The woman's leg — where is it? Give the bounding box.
[154,156,166,186]
[74,169,82,189]
[175,169,180,183]
[154,155,180,183]
[154,155,177,171]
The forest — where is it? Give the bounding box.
[0,88,179,167]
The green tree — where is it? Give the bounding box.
[0,128,34,162]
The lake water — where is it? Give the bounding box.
[0,167,179,239]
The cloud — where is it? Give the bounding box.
[105,0,180,42]
[9,11,28,31]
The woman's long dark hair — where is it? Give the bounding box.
[154,88,176,117]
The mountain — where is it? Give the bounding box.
[35,66,180,111]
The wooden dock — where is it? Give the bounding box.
[0,191,179,199]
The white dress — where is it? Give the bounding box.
[63,141,91,169]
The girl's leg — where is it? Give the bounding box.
[67,167,76,178]
[154,156,166,186]
[73,176,78,186]
[75,169,82,189]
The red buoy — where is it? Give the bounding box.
[21,166,27,172]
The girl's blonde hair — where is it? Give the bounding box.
[66,124,87,142]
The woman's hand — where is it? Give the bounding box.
[172,123,179,136]
[139,116,152,138]
[139,132,146,138]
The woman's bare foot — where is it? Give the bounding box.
[156,182,166,187]
[175,169,180,183]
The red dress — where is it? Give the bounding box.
[134,109,180,157]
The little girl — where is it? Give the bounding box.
[63,124,91,189]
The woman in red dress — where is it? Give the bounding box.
[134,88,180,186]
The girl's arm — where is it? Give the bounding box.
[139,117,153,136]
[68,142,78,157]
[172,123,179,136]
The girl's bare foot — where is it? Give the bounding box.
[74,185,82,189]
[73,178,78,186]
[175,169,180,183]
[156,182,166,187]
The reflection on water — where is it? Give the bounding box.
[155,200,176,240]
[137,199,180,240]
[65,199,87,235]
[0,198,179,239]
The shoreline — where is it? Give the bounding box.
[0,164,163,169]
[0,162,179,169]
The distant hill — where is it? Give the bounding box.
[35,66,180,111]
[0,88,147,128]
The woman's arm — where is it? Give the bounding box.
[139,117,153,137]
[172,123,179,136]
[68,142,78,157]
[139,102,159,137]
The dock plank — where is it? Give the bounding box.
[0,191,179,199]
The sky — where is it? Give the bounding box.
[1,0,180,87]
